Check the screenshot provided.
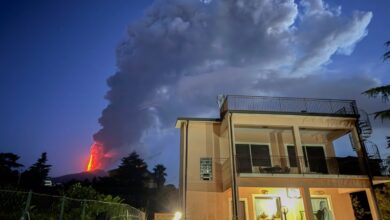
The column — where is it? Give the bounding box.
[293,126,305,173]
[365,188,381,220]
[300,187,315,220]
[228,113,241,220]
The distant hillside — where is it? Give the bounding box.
[52,169,108,183]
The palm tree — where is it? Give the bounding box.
[363,41,390,120]
[152,164,167,188]
[384,41,390,61]
[362,41,390,148]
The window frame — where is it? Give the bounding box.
[235,142,272,170]
[200,157,213,181]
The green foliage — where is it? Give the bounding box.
[384,41,390,61]
[1,150,176,218]
[362,85,390,120]
[153,164,167,188]
[351,195,365,219]
[0,190,28,219]
[362,40,390,121]
[0,153,23,186]
[363,85,390,102]
[96,152,149,208]
[66,183,100,200]
[0,185,140,220]
[375,183,390,219]
[362,40,390,152]
[61,183,126,220]
[22,152,52,190]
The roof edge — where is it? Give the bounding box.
[175,117,221,128]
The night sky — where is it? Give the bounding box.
[1,0,389,184]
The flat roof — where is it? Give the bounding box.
[175,117,221,128]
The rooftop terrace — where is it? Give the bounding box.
[219,95,359,117]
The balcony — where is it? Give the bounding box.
[236,155,367,176]
[235,155,390,177]
[220,95,359,117]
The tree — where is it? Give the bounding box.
[22,152,51,190]
[362,41,390,120]
[362,40,390,147]
[153,164,167,188]
[375,183,390,219]
[384,41,390,61]
[95,152,149,208]
[351,195,366,219]
[0,153,23,185]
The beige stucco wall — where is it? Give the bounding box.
[310,188,355,220]
[186,191,229,220]
[177,113,368,219]
[185,121,226,192]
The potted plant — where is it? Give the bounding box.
[258,212,268,220]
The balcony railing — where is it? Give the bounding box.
[220,95,359,116]
[235,156,369,176]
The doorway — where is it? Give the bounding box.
[303,146,328,174]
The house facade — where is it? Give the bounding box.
[176,95,390,220]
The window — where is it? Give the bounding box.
[251,145,271,167]
[254,197,281,219]
[287,145,297,167]
[311,197,333,220]
[200,158,212,180]
[235,144,271,173]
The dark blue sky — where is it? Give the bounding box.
[0,0,389,184]
[0,0,153,175]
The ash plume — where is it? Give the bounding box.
[92,0,373,167]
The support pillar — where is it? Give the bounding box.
[300,187,314,220]
[365,188,381,220]
[293,126,305,173]
[228,113,241,220]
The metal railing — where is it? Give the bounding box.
[235,155,371,176]
[220,95,359,116]
[0,189,145,220]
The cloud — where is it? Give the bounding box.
[93,0,377,168]
[293,0,373,74]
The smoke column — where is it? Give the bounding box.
[90,0,372,169]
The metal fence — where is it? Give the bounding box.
[220,95,359,116]
[235,155,390,177]
[0,189,145,220]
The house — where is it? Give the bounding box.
[175,95,390,220]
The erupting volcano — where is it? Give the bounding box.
[86,143,105,172]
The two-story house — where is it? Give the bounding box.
[176,95,390,220]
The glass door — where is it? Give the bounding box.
[236,144,252,173]
[304,146,328,174]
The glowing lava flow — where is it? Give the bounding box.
[86,143,104,172]
[87,153,93,172]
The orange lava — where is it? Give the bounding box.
[87,153,93,172]
[86,143,104,172]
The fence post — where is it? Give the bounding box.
[59,195,65,220]
[81,200,86,220]
[20,190,32,220]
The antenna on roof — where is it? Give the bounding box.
[217,94,226,108]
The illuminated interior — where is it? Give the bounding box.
[236,187,305,220]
